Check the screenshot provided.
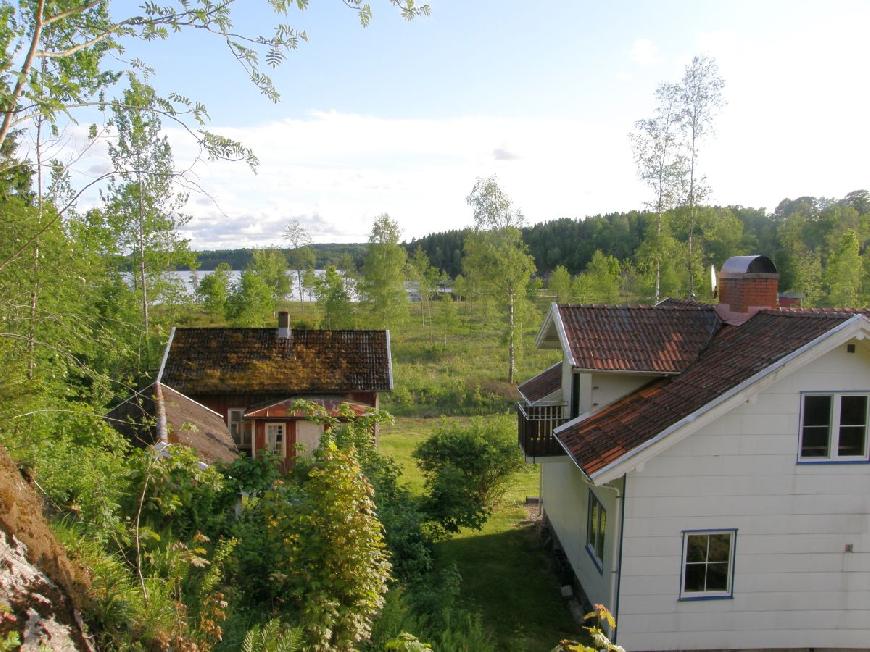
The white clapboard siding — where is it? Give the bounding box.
[541,458,617,609]
[617,342,870,651]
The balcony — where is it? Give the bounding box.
[517,402,567,458]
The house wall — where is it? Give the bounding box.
[616,341,870,651]
[542,458,620,611]
[590,372,657,412]
[295,421,324,458]
[560,361,658,418]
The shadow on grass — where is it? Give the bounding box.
[435,521,578,652]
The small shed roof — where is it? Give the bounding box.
[107,383,238,464]
[244,397,371,419]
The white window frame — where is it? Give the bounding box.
[679,529,736,601]
[265,423,286,457]
[799,392,870,462]
[585,490,606,572]
[228,408,246,447]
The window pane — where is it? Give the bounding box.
[803,395,832,426]
[596,513,605,560]
[801,426,830,457]
[841,396,867,426]
[707,533,731,562]
[684,563,705,592]
[838,426,866,456]
[705,562,729,591]
[587,500,597,547]
[686,535,707,563]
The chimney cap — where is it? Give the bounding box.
[720,255,777,278]
[277,311,291,339]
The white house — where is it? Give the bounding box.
[517,255,870,651]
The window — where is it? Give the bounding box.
[586,491,606,570]
[680,530,735,600]
[799,393,869,461]
[266,423,286,457]
[228,408,246,446]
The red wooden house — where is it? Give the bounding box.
[154,311,393,467]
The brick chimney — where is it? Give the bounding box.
[277,311,291,339]
[716,255,779,325]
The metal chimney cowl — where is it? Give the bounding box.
[716,255,779,326]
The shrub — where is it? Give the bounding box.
[233,442,391,650]
[413,417,524,532]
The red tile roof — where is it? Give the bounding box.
[517,363,562,403]
[556,310,864,477]
[557,304,720,373]
[161,328,392,396]
[244,397,371,419]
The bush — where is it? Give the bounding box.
[413,417,524,532]
[232,442,391,650]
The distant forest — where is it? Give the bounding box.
[193,190,870,302]
[406,191,870,295]
[190,243,367,270]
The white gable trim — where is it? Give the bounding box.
[535,303,576,366]
[156,326,175,384]
[591,314,870,485]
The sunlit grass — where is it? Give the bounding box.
[379,417,577,651]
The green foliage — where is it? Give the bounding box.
[227,269,276,326]
[306,265,355,328]
[241,619,303,652]
[249,249,291,303]
[361,214,409,329]
[104,76,194,341]
[463,178,536,382]
[548,265,573,303]
[385,632,433,651]
[574,250,622,303]
[413,417,524,532]
[234,442,391,650]
[824,229,861,306]
[197,262,232,320]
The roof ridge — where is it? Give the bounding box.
[171,326,389,333]
[558,303,714,311]
[759,308,870,318]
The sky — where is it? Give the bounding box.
[55,0,870,249]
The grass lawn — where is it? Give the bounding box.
[380,417,578,651]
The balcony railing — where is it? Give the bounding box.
[517,402,567,458]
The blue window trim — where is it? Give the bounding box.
[586,490,605,574]
[678,528,737,601]
[796,391,870,464]
[585,543,604,573]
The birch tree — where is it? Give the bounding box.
[462,177,535,383]
[630,82,686,302]
[678,55,725,295]
[284,218,315,307]
[360,214,408,330]
[103,77,192,343]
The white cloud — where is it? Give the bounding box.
[630,38,661,66]
[157,111,643,249]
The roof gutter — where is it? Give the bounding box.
[590,314,869,484]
